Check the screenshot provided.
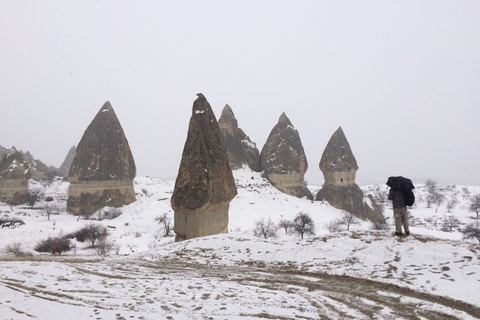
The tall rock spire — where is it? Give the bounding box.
[218,104,260,172]
[67,101,136,215]
[260,112,312,199]
[172,94,237,242]
[316,127,384,223]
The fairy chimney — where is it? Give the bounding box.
[172,94,237,242]
[67,101,136,215]
[316,127,384,222]
[218,104,260,172]
[260,112,312,199]
[59,145,76,177]
[0,147,31,205]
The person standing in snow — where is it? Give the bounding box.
[388,188,410,236]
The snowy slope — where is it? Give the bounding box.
[1,169,480,319]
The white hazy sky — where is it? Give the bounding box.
[1,1,479,186]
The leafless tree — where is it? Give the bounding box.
[446,197,458,213]
[278,219,292,235]
[253,217,277,239]
[340,211,360,231]
[155,213,173,236]
[462,223,480,243]
[435,193,445,213]
[469,194,480,219]
[374,185,388,204]
[441,215,461,233]
[28,185,44,209]
[292,212,315,239]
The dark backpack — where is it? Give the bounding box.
[404,190,415,206]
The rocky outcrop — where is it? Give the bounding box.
[171,94,237,242]
[260,113,312,199]
[218,104,260,172]
[316,127,384,223]
[0,147,31,205]
[0,145,61,181]
[67,101,136,216]
[59,146,76,177]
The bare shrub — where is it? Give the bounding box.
[4,242,30,256]
[340,211,360,231]
[34,236,71,255]
[253,217,277,239]
[67,223,108,247]
[155,213,173,237]
[324,218,344,233]
[370,219,389,231]
[95,235,115,257]
[441,215,461,233]
[292,212,315,239]
[97,207,122,221]
[0,217,25,229]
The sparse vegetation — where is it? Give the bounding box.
[253,217,277,239]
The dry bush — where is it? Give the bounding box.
[34,236,71,255]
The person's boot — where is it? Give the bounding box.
[394,232,403,236]
[405,231,410,236]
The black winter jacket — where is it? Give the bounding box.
[388,189,406,208]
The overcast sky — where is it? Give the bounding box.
[1,1,479,186]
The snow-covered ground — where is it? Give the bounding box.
[1,169,479,319]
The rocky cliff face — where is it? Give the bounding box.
[260,113,312,199]
[316,127,384,223]
[171,94,237,242]
[0,147,31,205]
[218,104,260,172]
[67,101,136,215]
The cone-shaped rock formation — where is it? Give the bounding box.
[59,145,76,177]
[218,104,260,172]
[316,127,385,223]
[67,101,136,215]
[0,147,31,205]
[172,94,237,242]
[260,113,312,199]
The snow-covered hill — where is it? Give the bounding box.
[1,169,479,319]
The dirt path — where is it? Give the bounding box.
[2,258,479,319]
